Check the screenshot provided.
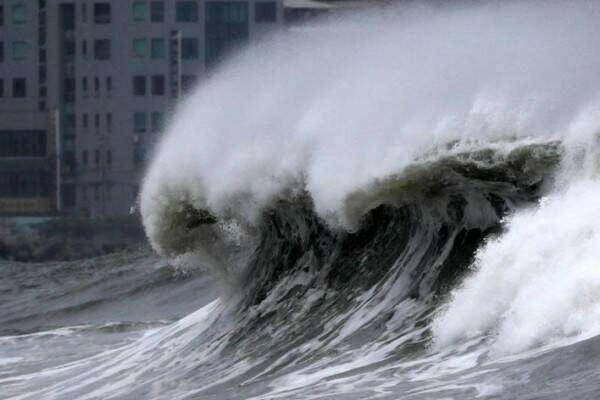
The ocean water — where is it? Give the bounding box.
[3,1,600,398]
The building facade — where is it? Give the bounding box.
[0,0,283,217]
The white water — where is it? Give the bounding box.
[141,0,600,357]
[433,179,600,354]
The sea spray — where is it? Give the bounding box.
[141,1,600,250]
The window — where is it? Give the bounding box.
[39,27,47,46]
[151,75,165,95]
[82,77,88,96]
[83,113,89,129]
[182,38,199,59]
[64,113,76,137]
[63,78,75,102]
[0,131,47,158]
[106,76,112,96]
[151,1,164,22]
[82,40,88,58]
[134,112,147,132]
[132,2,147,21]
[106,150,112,167]
[94,3,110,24]
[94,113,100,130]
[255,2,276,23]
[106,113,112,133]
[0,42,4,63]
[61,4,74,30]
[81,3,87,23]
[0,79,3,97]
[12,4,26,24]
[64,40,75,57]
[82,150,88,167]
[205,2,249,66]
[13,78,26,97]
[94,39,111,60]
[133,76,146,96]
[95,150,100,166]
[151,38,165,59]
[12,41,27,60]
[94,76,100,97]
[151,112,164,132]
[182,75,196,93]
[176,1,198,22]
[39,66,47,84]
[0,5,3,26]
[94,184,100,200]
[133,146,145,168]
[132,38,147,57]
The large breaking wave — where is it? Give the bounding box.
[141,0,600,397]
[5,1,600,399]
[141,0,600,353]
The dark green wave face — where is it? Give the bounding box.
[224,143,561,358]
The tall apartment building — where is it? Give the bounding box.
[0,2,57,216]
[0,0,283,217]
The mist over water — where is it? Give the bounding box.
[4,1,600,399]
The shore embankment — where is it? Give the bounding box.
[0,216,148,262]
